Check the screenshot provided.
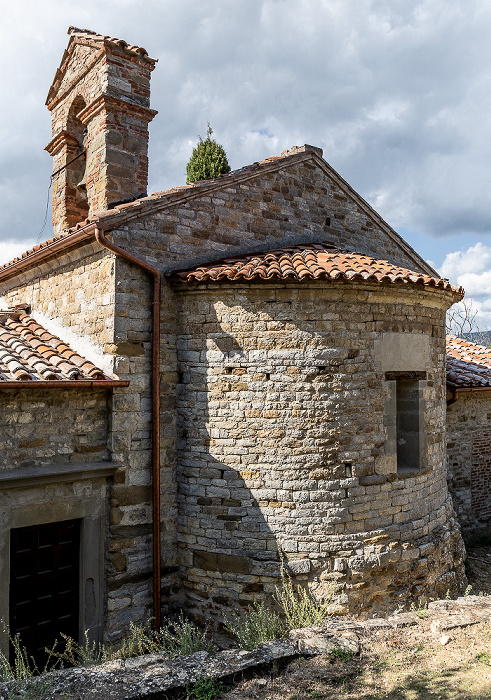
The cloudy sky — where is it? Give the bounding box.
[1,0,491,326]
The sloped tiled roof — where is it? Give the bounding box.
[0,154,294,276]
[0,146,436,280]
[446,335,491,388]
[0,306,111,383]
[169,243,462,295]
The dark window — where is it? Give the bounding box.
[396,380,421,472]
[9,519,80,668]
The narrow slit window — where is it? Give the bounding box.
[396,380,421,472]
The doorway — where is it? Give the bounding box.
[9,519,80,667]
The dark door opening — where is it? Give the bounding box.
[9,519,80,668]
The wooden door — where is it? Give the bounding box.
[9,519,80,668]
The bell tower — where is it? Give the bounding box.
[45,27,158,235]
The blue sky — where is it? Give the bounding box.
[2,0,491,324]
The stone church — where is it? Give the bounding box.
[0,27,489,658]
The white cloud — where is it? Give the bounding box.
[2,0,491,270]
[439,242,491,330]
[0,240,37,266]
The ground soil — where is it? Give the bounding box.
[221,545,491,700]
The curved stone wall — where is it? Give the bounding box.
[173,280,465,625]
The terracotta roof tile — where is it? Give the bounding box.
[67,26,156,63]
[0,306,109,382]
[446,335,491,388]
[169,243,462,295]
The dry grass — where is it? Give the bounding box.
[222,619,491,700]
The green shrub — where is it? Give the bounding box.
[186,125,231,183]
[225,600,286,650]
[274,563,334,630]
[50,614,215,667]
[186,674,224,700]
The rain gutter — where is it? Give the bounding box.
[446,384,491,406]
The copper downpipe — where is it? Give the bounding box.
[94,225,162,631]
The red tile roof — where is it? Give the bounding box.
[169,243,462,294]
[0,145,434,281]
[0,306,110,382]
[0,154,295,275]
[446,335,491,388]
[67,26,156,62]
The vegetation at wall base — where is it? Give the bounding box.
[226,559,335,650]
[225,600,286,650]
[186,125,231,183]
[274,561,334,631]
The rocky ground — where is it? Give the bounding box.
[221,542,491,700]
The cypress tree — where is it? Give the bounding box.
[186,124,231,184]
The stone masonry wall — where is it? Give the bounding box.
[173,280,465,626]
[111,154,429,276]
[0,388,109,468]
[447,391,491,530]
[0,244,157,643]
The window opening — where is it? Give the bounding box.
[66,97,88,224]
[396,380,421,472]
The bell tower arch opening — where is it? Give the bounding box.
[66,96,89,224]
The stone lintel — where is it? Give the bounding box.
[0,461,118,491]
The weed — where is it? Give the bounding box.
[50,629,108,667]
[476,651,490,665]
[186,674,224,700]
[308,690,322,698]
[50,614,215,667]
[274,560,334,630]
[410,601,429,619]
[329,647,354,662]
[2,675,74,700]
[0,626,61,683]
[464,584,473,596]
[225,600,286,650]
[155,614,216,658]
